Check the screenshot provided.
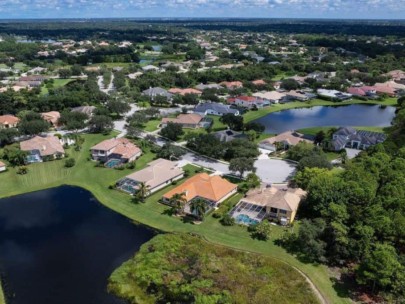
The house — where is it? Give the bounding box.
[317,89,352,101]
[127,72,143,80]
[331,127,386,151]
[195,83,223,91]
[20,136,65,163]
[194,102,239,116]
[0,115,19,129]
[41,111,61,128]
[0,161,6,172]
[259,131,313,151]
[384,70,405,82]
[375,81,405,91]
[28,67,47,74]
[90,138,141,163]
[117,159,184,195]
[347,86,377,98]
[251,79,266,86]
[18,75,47,87]
[220,81,243,90]
[161,113,206,129]
[162,173,237,215]
[214,130,247,142]
[253,91,286,104]
[285,90,311,102]
[168,88,202,96]
[228,96,269,109]
[229,185,307,225]
[142,87,173,101]
[71,106,96,117]
[142,65,160,72]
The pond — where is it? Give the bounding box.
[252,104,396,134]
[0,186,155,304]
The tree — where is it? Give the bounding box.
[314,131,326,145]
[229,157,256,178]
[18,112,49,135]
[160,122,184,141]
[59,111,88,132]
[286,142,316,161]
[245,172,261,189]
[64,158,76,168]
[244,122,265,134]
[169,192,187,215]
[157,143,186,160]
[297,154,332,171]
[87,115,113,134]
[250,221,272,241]
[0,128,19,146]
[3,147,28,166]
[135,182,150,203]
[246,130,257,142]
[296,219,327,263]
[107,99,131,116]
[356,243,402,294]
[281,79,299,90]
[186,133,224,159]
[220,114,244,131]
[294,167,330,189]
[190,198,208,221]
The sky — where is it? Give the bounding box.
[0,0,404,19]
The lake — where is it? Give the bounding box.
[0,186,155,304]
[252,104,396,134]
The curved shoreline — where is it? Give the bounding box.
[243,98,397,123]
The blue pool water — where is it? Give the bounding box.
[105,159,122,168]
[235,214,259,225]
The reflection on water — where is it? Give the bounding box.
[253,104,396,134]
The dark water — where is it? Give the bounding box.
[0,186,155,304]
[253,104,396,134]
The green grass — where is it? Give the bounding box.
[243,98,398,123]
[0,133,351,304]
[41,79,75,95]
[143,119,161,132]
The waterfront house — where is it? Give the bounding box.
[228,96,269,109]
[317,89,352,101]
[90,138,141,163]
[117,159,184,195]
[20,136,65,163]
[229,185,307,225]
[259,131,313,151]
[331,127,386,151]
[214,129,247,142]
[162,173,237,214]
[194,102,239,116]
[253,91,286,104]
[0,115,19,129]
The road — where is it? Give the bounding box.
[97,74,115,94]
[103,83,297,183]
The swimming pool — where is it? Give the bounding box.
[105,159,122,168]
[235,214,259,226]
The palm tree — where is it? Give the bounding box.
[136,182,150,203]
[169,192,187,215]
[190,198,208,221]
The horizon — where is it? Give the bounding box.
[0,1,404,20]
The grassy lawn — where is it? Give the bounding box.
[143,119,161,132]
[0,133,351,304]
[41,79,75,95]
[243,98,398,123]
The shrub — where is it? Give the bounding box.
[249,221,272,241]
[64,158,76,168]
[108,183,116,190]
[17,166,28,175]
[220,214,235,226]
[126,162,136,170]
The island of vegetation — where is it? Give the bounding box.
[108,233,319,304]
